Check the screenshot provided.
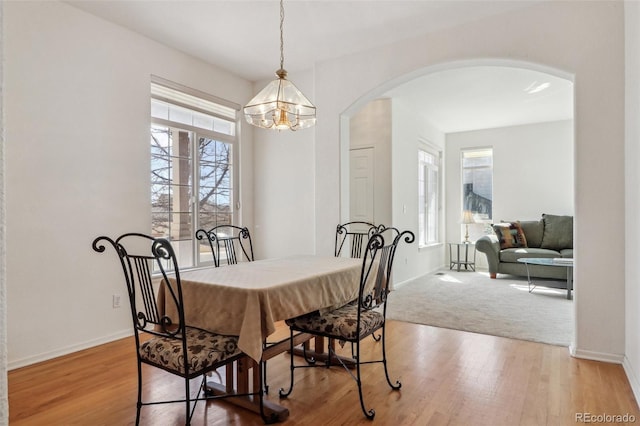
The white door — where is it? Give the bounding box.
[350,148,374,223]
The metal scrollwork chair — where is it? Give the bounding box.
[196,225,254,267]
[335,221,384,259]
[92,233,273,425]
[335,221,385,343]
[280,227,415,420]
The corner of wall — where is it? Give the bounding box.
[0,1,8,423]
[623,356,640,407]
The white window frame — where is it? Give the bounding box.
[418,142,441,248]
[150,76,240,270]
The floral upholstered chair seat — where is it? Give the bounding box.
[139,326,242,376]
[285,302,384,342]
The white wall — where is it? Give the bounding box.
[342,97,444,282]
[445,120,574,266]
[391,99,445,281]
[624,0,640,400]
[349,98,392,226]
[312,1,625,360]
[4,1,254,368]
[251,70,316,259]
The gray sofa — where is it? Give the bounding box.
[475,214,573,280]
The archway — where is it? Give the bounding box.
[338,59,576,346]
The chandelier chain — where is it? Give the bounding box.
[280,0,284,71]
[243,0,316,131]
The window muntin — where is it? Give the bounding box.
[462,148,493,221]
[418,148,440,247]
[150,79,238,270]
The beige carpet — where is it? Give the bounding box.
[387,269,573,346]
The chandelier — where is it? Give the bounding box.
[243,0,316,131]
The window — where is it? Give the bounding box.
[462,148,493,221]
[418,148,440,247]
[150,77,239,269]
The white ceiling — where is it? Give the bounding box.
[65,0,573,133]
[387,66,573,133]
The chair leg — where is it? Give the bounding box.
[302,340,316,364]
[185,376,191,425]
[262,360,269,394]
[352,340,375,420]
[278,329,296,398]
[136,362,143,426]
[381,327,402,391]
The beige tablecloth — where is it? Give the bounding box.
[160,255,363,362]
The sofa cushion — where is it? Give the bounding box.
[541,214,573,250]
[560,248,573,258]
[500,247,560,263]
[518,220,545,248]
[493,222,527,249]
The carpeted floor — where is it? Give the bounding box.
[387,269,573,346]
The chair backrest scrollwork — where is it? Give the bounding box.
[335,221,385,258]
[92,234,189,365]
[195,225,254,267]
[358,227,415,313]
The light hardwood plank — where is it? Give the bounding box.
[8,320,640,425]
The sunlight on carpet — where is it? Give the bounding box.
[387,270,573,346]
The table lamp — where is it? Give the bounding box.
[462,210,475,243]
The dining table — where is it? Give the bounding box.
[158,254,364,421]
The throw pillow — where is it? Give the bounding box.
[540,214,573,250]
[493,222,528,249]
[518,220,544,248]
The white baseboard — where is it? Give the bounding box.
[8,329,133,371]
[623,357,640,405]
[571,346,625,364]
[394,264,448,290]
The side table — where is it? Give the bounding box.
[448,242,476,272]
[517,257,574,300]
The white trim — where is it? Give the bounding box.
[151,117,236,144]
[151,75,240,111]
[151,95,236,125]
[8,329,133,371]
[571,346,625,364]
[418,146,440,247]
[418,137,439,153]
[623,356,640,406]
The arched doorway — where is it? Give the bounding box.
[339,59,575,346]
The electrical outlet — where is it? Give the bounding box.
[112,294,122,309]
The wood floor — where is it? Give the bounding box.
[8,320,640,426]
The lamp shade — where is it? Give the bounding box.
[243,69,316,131]
[462,210,475,224]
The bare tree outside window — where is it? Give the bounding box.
[197,136,232,231]
[151,127,233,241]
